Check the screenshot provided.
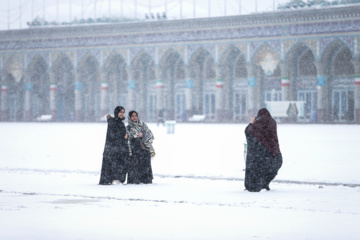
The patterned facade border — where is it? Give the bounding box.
[289,20,360,36]
[188,44,217,62]
[26,52,50,70]
[130,47,156,63]
[320,36,354,59]
[77,49,101,68]
[1,6,360,71]
[1,19,359,54]
[0,25,284,51]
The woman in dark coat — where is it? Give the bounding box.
[99,106,130,185]
[126,110,154,184]
[244,108,283,192]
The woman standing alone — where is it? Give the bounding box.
[127,110,155,184]
[244,108,283,192]
[99,106,130,185]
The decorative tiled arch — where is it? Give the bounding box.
[339,36,354,56]
[251,42,280,63]
[4,53,23,71]
[130,47,156,66]
[187,44,204,62]
[320,36,354,60]
[188,45,214,65]
[234,43,247,57]
[102,50,126,69]
[158,47,184,67]
[26,54,48,74]
[77,49,101,69]
[51,51,75,70]
[247,40,281,63]
[355,36,360,58]
[219,44,246,64]
[302,39,316,56]
[26,51,49,70]
[285,39,316,61]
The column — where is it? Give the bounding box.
[1,81,8,121]
[100,70,108,116]
[127,67,136,111]
[24,81,32,121]
[315,61,327,122]
[49,71,57,121]
[280,62,290,101]
[215,64,224,122]
[155,66,164,120]
[185,65,193,121]
[50,82,57,120]
[74,70,82,121]
[246,63,257,118]
[352,59,360,123]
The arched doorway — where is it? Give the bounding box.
[253,44,281,110]
[104,53,128,113]
[132,52,155,121]
[160,49,184,121]
[190,48,215,119]
[5,55,25,121]
[287,43,317,122]
[28,56,49,121]
[79,55,100,122]
[222,46,247,121]
[53,56,75,121]
[327,42,354,122]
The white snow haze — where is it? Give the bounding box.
[0,0,290,31]
[0,122,359,240]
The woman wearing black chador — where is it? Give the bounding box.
[99,106,130,185]
[126,110,155,184]
[244,108,283,192]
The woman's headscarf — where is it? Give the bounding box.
[114,106,125,121]
[247,108,280,156]
[128,111,155,157]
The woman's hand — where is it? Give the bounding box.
[250,116,256,124]
[124,134,128,139]
[138,132,143,138]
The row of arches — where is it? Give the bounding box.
[1,39,358,123]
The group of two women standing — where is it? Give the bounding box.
[99,106,283,192]
[99,106,155,185]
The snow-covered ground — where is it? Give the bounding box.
[1,122,359,240]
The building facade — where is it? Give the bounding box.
[1,5,360,123]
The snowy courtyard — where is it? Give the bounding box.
[1,122,359,240]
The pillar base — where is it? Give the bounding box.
[51,110,57,122]
[216,109,232,122]
[88,111,96,122]
[75,110,82,122]
[16,110,23,122]
[1,110,8,121]
[355,109,360,124]
[317,109,331,123]
[25,110,32,122]
[166,109,175,121]
[185,109,194,122]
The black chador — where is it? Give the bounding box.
[244,108,283,192]
[99,106,129,185]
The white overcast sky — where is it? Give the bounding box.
[0,0,295,31]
